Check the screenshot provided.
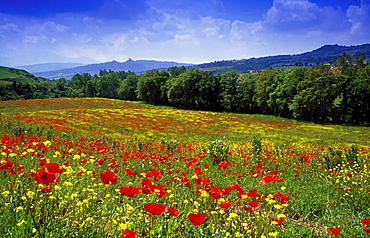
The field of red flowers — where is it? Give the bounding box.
[1,98,369,237]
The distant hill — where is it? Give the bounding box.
[195,43,370,73]
[0,66,47,86]
[0,65,52,83]
[0,66,33,79]
[18,63,85,73]
[35,59,194,79]
[6,43,370,80]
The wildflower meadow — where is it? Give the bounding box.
[0,98,369,237]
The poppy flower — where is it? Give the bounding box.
[16,164,25,171]
[144,203,166,215]
[219,201,232,209]
[363,228,370,233]
[188,213,206,225]
[259,175,284,185]
[119,186,142,197]
[361,218,370,225]
[274,192,290,204]
[40,186,52,193]
[34,169,56,185]
[167,207,180,216]
[210,186,222,199]
[99,170,118,185]
[39,157,47,166]
[328,228,341,235]
[125,168,135,176]
[45,163,64,174]
[122,229,137,238]
[248,201,260,208]
[147,184,167,197]
[271,217,285,225]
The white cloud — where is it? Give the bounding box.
[347,0,370,36]
[0,0,369,66]
[0,23,19,33]
[40,21,69,32]
[264,0,350,32]
[23,35,49,44]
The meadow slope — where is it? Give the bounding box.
[0,98,369,238]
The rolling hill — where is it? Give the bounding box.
[33,59,194,79]
[195,43,370,73]
[4,43,370,80]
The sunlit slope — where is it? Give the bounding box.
[0,98,369,147]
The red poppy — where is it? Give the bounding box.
[39,157,47,166]
[119,186,142,197]
[34,169,56,185]
[45,163,64,174]
[274,192,290,204]
[144,203,166,215]
[99,170,118,185]
[328,228,341,235]
[247,189,257,197]
[361,218,370,225]
[363,228,370,233]
[154,186,168,197]
[248,201,260,208]
[188,213,206,225]
[221,187,232,195]
[210,186,222,199]
[271,217,285,225]
[125,168,136,176]
[40,186,52,193]
[259,175,284,185]
[141,178,154,194]
[167,207,180,216]
[122,229,137,238]
[219,201,232,209]
[76,171,84,177]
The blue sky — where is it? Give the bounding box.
[0,0,369,66]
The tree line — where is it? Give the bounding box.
[1,53,369,125]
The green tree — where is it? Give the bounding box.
[168,66,187,78]
[98,72,120,98]
[167,68,219,110]
[70,73,92,97]
[291,66,345,122]
[137,70,170,104]
[218,70,239,111]
[343,64,370,124]
[117,74,139,100]
[234,73,258,113]
[253,68,280,114]
[267,67,307,117]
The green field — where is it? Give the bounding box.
[0,98,369,237]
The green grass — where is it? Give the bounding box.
[0,66,33,79]
[0,98,369,238]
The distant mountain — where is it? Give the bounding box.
[195,43,370,73]
[10,43,370,79]
[35,59,194,79]
[18,63,85,73]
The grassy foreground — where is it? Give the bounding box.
[0,98,369,238]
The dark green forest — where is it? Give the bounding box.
[1,53,369,125]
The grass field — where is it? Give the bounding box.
[0,66,32,79]
[0,98,369,237]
